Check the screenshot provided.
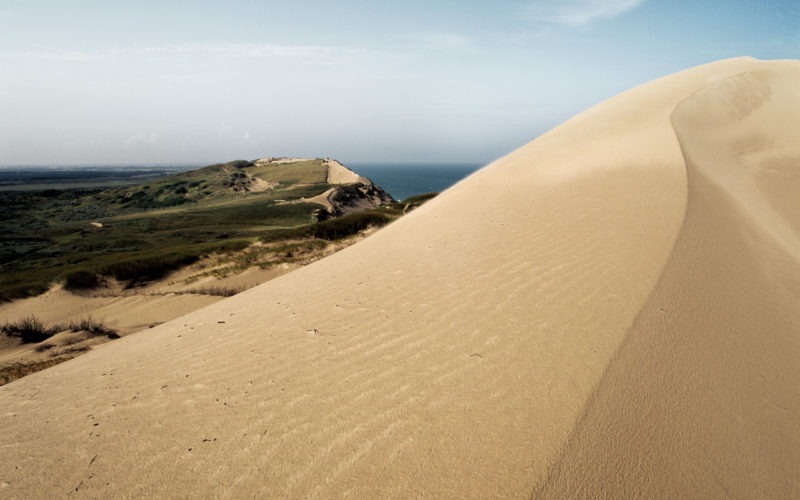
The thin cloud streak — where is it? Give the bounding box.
[0,42,366,63]
[111,43,354,59]
[408,33,472,50]
[521,0,647,27]
[124,132,159,149]
[0,49,97,61]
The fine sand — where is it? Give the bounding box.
[0,259,302,341]
[0,57,797,497]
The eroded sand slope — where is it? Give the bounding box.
[1,57,797,498]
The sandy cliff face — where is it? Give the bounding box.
[323,158,370,185]
[0,58,798,498]
[255,156,395,216]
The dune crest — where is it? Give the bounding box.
[1,57,798,497]
[536,63,800,498]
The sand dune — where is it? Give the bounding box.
[1,57,798,497]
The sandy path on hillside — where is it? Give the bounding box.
[0,57,797,498]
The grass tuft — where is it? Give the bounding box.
[67,317,119,339]
[180,285,245,297]
[0,359,68,386]
[0,315,119,343]
[1,315,62,343]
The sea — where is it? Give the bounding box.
[350,163,483,202]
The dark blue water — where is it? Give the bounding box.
[350,163,483,202]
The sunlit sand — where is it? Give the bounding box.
[0,57,797,497]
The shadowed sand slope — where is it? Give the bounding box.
[537,60,800,498]
[1,57,798,497]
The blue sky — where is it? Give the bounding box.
[0,0,797,165]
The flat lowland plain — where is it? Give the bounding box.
[0,158,394,301]
[0,58,798,498]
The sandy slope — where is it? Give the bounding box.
[0,264,300,338]
[0,57,797,497]
[0,286,221,336]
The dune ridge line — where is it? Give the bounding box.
[0,57,797,498]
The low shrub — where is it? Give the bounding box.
[68,317,119,339]
[101,254,199,285]
[64,270,102,290]
[312,211,393,240]
[401,192,438,205]
[331,184,365,205]
[225,160,253,169]
[1,315,62,343]
[259,210,395,243]
[0,281,51,303]
[181,285,244,297]
[0,359,67,386]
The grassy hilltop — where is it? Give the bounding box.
[0,157,426,301]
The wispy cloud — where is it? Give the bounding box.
[110,43,350,60]
[218,122,256,145]
[124,132,159,149]
[0,42,363,63]
[520,0,646,27]
[408,33,471,50]
[0,49,97,61]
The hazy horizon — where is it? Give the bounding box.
[0,159,484,169]
[1,1,797,166]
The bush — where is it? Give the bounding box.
[101,254,199,285]
[0,359,67,386]
[312,211,392,240]
[0,281,51,303]
[1,315,62,343]
[181,285,243,297]
[401,192,438,205]
[331,184,365,205]
[68,317,119,339]
[225,160,253,169]
[64,270,102,290]
[258,210,395,243]
[41,189,61,198]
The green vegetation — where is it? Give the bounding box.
[399,192,439,206]
[0,158,406,301]
[100,254,201,286]
[64,270,102,290]
[312,211,395,240]
[246,159,328,185]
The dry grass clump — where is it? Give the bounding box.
[0,359,67,386]
[1,315,119,344]
[67,317,120,339]
[0,315,120,386]
[0,315,62,343]
[179,285,245,297]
